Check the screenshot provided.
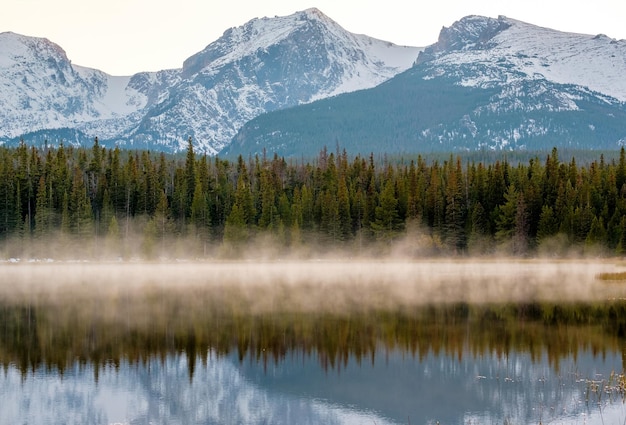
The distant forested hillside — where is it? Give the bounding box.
[2,139,626,258]
[224,66,626,158]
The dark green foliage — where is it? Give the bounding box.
[223,203,248,245]
[371,179,402,242]
[2,139,626,257]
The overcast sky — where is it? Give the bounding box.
[2,0,625,75]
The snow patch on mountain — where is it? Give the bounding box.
[72,66,148,116]
[419,16,626,102]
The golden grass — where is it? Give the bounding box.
[596,271,626,281]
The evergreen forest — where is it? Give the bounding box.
[2,137,626,259]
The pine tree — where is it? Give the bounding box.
[585,215,606,247]
[0,151,18,236]
[100,189,115,237]
[223,203,248,245]
[258,169,278,230]
[142,219,158,259]
[364,174,378,236]
[513,192,529,254]
[154,190,173,252]
[233,170,255,226]
[337,176,352,241]
[290,186,303,246]
[14,180,24,239]
[371,179,400,242]
[444,157,466,252]
[495,184,518,243]
[190,178,210,247]
[103,214,121,258]
[617,147,626,191]
[278,192,291,228]
[184,136,196,216]
[52,143,71,212]
[107,215,119,237]
[34,176,51,240]
[320,189,339,243]
[15,140,34,235]
[87,137,103,216]
[60,191,70,235]
[616,216,626,255]
[300,184,314,231]
[574,204,594,243]
[536,205,559,242]
[467,201,491,254]
[69,168,93,238]
[426,164,443,232]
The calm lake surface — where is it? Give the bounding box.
[2,260,626,424]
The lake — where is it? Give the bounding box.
[2,260,626,424]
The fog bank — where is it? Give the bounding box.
[1,260,625,314]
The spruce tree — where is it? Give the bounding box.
[223,203,248,245]
[337,176,352,241]
[184,137,196,215]
[371,179,400,242]
[536,205,559,242]
[495,184,518,243]
[34,176,50,240]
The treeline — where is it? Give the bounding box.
[2,138,626,258]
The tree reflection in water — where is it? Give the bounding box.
[2,261,626,424]
[2,295,626,378]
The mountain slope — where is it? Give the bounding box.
[0,32,159,138]
[417,15,626,101]
[225,15,626,157]
[122,8,420,154]
[0,9,420,153]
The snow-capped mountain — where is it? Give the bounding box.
[124,8,420,154]
[417,15,626,102]
[0,8,420,154]
[0,32,166,140]
[226,15,626,157]
[412,15,626,151]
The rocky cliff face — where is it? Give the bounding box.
[0,9,420,153]
[226,15,626,157]
[416,15,512,63]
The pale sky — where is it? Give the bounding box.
[2,0,625,75]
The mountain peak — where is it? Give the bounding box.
[182,8,412,77]
[121,8,419,153]
[0,31,70,67]
[297,7,339,25]
[300,7,326,18]
[182,9,331,76]
[416,15,511,64]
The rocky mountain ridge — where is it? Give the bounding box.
[225,15,626,157]
[0,8,420,154]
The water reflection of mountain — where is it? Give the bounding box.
[1,354,397,424]
[236,348,623,424]
[1,348,622,425]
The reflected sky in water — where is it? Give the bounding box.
[2,347,624,425]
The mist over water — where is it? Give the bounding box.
[2,259,625,311]
[3,258,626,424]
